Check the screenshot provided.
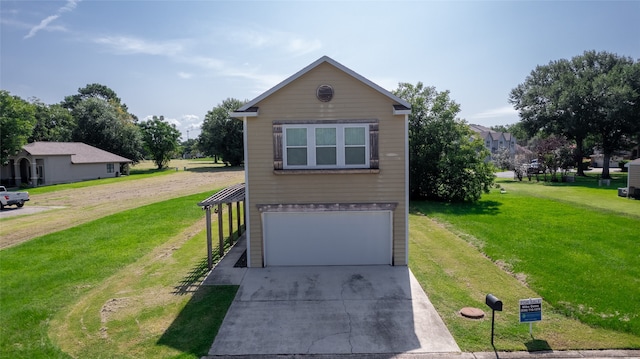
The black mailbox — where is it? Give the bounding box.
[485,293,503,347]
[486,294,503,311]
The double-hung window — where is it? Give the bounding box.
[107,163,115,173]
[280,122,372,170]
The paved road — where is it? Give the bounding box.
[0,205,64,218]
[203,349,640,359]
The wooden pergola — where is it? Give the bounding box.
[197,183,246,270]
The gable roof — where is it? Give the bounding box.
[233,56,411,116]
[469,124,514,142]
[22,142,133,164]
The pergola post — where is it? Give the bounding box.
[228,202,233,244]
[206,207,213,270]
[243,200,246,232]
[197,183,245,268]
[217,203,224,256]
[236,201,242,235]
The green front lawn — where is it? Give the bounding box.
[3,170,638,357]
[411,175,640,350]
[0,190,236,358]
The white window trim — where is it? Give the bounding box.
[283,123,370,170]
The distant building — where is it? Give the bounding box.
[589,150,624,168]
[469,124,517,161]
[0,142,132,187]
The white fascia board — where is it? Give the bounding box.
[393,107,412,116]
[230,111,258,118]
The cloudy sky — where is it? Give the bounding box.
[2,0,638,140]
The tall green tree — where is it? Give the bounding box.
[71,97,144,163]
[588,56,640,178]
[510,50,639,178]
[62,83,137,121]
[0,91,36,164]
[200,98,245,166]
[139,116,181,169]
[394,82,494,202]
[29,100,75,142]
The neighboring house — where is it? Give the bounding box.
[0,142,132,187]
[231,56,411,267]
[469,124,517,161]
[589,151,624,168]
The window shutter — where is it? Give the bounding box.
[369,123,379,169]
[273,123,283,170]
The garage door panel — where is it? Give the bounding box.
[263,211,391,266]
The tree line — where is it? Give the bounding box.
[509,50,640,179]
[1,84,181,170]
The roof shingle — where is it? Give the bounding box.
[23,142,133,163]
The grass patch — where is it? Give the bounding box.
[21,159,227,195]
[24,169,172,195]
[497,172,638,218]
[409,214,640,351]
[0,189,238,358]
[129,158,225,173]
[50,221,240,359]
[410,178,640,349]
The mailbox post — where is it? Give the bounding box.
[485,294,503,347]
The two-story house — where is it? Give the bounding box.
[231,56,411,268]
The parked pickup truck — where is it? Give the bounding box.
[0,186,30,210]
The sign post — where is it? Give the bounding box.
[519,298,542,335]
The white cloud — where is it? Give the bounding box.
[94,36,184,56]
[60,0,80,13]
[181,114,200,123]
[90,30,303,96]
[286,38,322,56]
[230,28,322,56]
[181,55,224,70]
[164,117,181,127]
[24,0,80,39]
[25,15,60,39]
[176,115,202,140]
[468,105,518,119]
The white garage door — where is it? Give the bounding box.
[263,211,392,266]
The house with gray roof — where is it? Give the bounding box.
[0,142,132,187]
[469,124,517,161]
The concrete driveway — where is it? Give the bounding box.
[207,261,460,356]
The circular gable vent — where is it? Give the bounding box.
[316,84,334,102]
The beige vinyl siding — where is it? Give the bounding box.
[244,62,407,267]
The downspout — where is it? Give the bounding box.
[242,116,252,267]
[404,113,409,266]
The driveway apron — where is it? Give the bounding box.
[208,265,460,356]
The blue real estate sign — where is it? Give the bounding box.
[519,298,542,322]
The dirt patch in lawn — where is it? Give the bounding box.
[0,168,244,249]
